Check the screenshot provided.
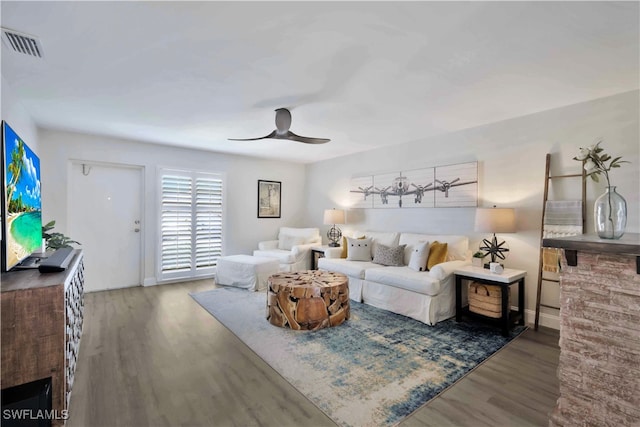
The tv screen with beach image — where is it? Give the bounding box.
[2,121,42,270]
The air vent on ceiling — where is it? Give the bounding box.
[1,27,43,58]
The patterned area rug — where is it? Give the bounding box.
[191,287,526,427]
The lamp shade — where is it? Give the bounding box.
[323,209,345,225]
[474,208,516,233]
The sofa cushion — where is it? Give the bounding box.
[364,266,442,296]
[346,236,373,261]
[278,235,306,250]
[318,257,382,280]
[278,227,320,244]
[408,241,430,271]
[429,235,468,261]
[252,249,295,264]
[399,233,469,262]
[353,230,400,259]
[372,244,406,266]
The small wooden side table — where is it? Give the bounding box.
[454,265,526,336]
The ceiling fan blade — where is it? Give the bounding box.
[285,131,330,144]
[228,130,277,141]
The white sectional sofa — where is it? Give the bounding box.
[318,231,470,326]
[253,227,322,272]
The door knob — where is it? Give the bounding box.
[134,228,140,232]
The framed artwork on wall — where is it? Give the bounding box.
[349,161,478,209]
[349,175,374,208]
[371,168,435,209]
[434,162,478,207]
[258,180,281,218]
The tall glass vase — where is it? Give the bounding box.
[594,186,627,239]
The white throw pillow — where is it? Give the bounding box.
[346,236,373,261]
[408,241,430,271]
[353,230,400,258]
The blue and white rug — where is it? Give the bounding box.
[191,287,525,427]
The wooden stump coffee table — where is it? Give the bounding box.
[266,270,349,330]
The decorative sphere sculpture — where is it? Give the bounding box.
[327,226,342,247]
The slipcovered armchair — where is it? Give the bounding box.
[253,227,321,272]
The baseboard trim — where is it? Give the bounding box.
[147,274,216,287]
[510,306,559,330]
[143,277,158,287]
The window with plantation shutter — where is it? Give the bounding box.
[158,169,224,282]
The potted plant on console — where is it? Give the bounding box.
[42,220,80,250]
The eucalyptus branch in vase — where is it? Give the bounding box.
[574,139,629,237]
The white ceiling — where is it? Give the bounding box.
[2,1,638,163]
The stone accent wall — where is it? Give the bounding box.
[550,251,640,426]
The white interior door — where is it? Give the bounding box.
[69,162,143,292]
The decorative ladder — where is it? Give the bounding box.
[534,153,586,330]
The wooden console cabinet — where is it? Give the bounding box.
[1,250,85,425]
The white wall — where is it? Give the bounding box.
[305,90,640,329]
[1,76,39,153]
[38,129,307,286]
[1,77,40,247]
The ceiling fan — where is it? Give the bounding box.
[228,108,330,144]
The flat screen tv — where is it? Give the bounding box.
[1,121,42,272]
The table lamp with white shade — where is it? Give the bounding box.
[323,209,345,247]
[474,206,516,267]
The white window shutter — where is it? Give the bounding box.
[159,170,223,281]
[195,177,223,269]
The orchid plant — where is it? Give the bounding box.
[573,139,628,187]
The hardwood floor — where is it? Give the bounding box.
[68,280,559,427]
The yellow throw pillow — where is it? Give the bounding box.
[340,236,348,258]
[427,241,448,270]
[341,235,365,258]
